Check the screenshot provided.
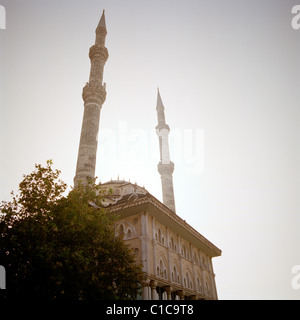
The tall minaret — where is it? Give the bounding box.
[156,89,176,212]
[74,10,109,187]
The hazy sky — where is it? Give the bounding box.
[1,0,300,300]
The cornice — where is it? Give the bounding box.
[106,194,222,257]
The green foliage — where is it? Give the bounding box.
[0,161,145,300]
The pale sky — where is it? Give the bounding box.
[1,0,300,300]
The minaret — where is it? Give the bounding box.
[156,89,176,212]
[74,10,109,187]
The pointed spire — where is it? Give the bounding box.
[156,88,167,128]
[98,10,106,29]
[156,88,164,110]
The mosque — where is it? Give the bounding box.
[74,11,221,300]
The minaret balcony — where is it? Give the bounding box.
[156,123,170,132]
[89,45,109,62]
[158,161,175,174]
[82,82,106,106]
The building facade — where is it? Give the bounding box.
[74,11,221,300]
[100,180,221,300]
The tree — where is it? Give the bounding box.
[0,160,145,300]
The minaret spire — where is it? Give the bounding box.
[156,89,176,212]
[98,10,106,29]
[74,10,109,187]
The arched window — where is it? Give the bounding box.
[116,221,137,240]
[205,279,211,296]
[160,260,163,277]
[170,237,175,250]
[126,229,132,239]
[158,229,162,243]
[197,277,202,292]
[195,254,198,265]
[172,269,180,284]
[173,266,178,284]
[184,270,193,289]
[186,272,189,288]
[118,224,125,239]
[157,258,167,280]
[182,245,186,258]
[157,228,165,246]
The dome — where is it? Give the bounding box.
[98,179,148,207]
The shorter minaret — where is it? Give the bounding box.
[156,89,176,212]
[74,10,109,187]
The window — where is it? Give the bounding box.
[205,281,211,295]
[172,266,179,284]
[172,266,180,284]
[160,260,163,276]
[192,251,198,264]
[182,245,186,257]
[116,222,136,240]
[157,228,165,246]
[126,229,132,239]
[157,259,167,280]
[184,271,193,289]
[197,277,202,292]
[181,245,189,259]
[186,272,189,288]
[170,237,176,251]
[118,224,125,239]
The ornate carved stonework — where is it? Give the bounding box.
[82,83,106,106]
[89,45,109,62]
[157,161,175,175]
